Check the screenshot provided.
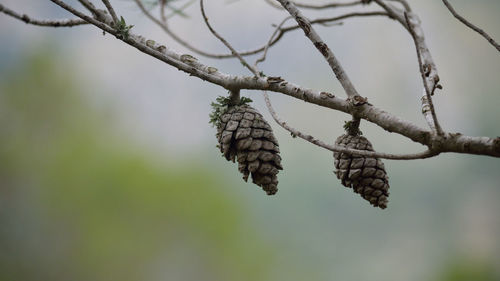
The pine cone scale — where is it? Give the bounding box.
[334,134,390,209]
[214,101,282,195]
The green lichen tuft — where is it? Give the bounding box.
[209,95,252,127]
[115,16,134,40]
[343,120,362,136]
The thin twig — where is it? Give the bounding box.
[202,0,392,158]
[78,0,98,14]
[134,0,231,58]
[264,0,369,10]
[277,0,359,98]
[387,0,411,12]
[199,0,259,76]
[404,12,444,136]
[239,11,391,59]
[199,0,435,159]
[50,0,115,32]
[295,0,369,9]
[263,92,437,160]
[35,0,500,158]
[442,0,500,52]
[372,0,405,26]
[159,0,167,22]
[0,4,88,27]
[254,16,292,69]
[137,0,388,59]
[101,0,119,24]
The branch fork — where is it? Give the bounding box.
[0,0,498,160]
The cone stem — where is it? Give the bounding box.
[228,89,240,106]
[346,116,361,136]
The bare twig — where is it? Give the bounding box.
[135,1,388,60]
[159,0,167,22]
[254,16,292,69]
[294,0,369,9]
[200,0,431,160]
[264,0,369,10]
[199,0,259,76]
[404,12,444,136]
[387,0,411,12]
[295,11,391,29]
[19,0,499,158]
[101,0,119,24]
[277,0,359,98]
[442,0,500,52]
[254,12,391,52]
[373,0,443,137]
[263,92,437,160]
[199,0,436,160]
[51,0,113,31]
[0,4,88,27]
[372,0,405,26]
[78,0,99,14]
[134,0,233,59]
[240,11,391,58]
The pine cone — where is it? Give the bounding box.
[215,104,282,195]
[333,134,390,209]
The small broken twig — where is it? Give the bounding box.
[442,0,500,52]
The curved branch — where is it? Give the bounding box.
[254,16,292,68]
[36,0,500,158]
[133,0,228,58]
[0,3,88,27]
[442,0,500,52]
[78,0,99,15]
[294,0,369,9]
[263,91,437,160]
[199,0,258,76]
[387,0,411,12]
[405,12,444,136]
[264,0,369,10]
[101,0,119,24]
[135,0,389,59]
[198,1,425,160]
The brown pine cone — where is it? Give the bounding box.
[333,133,390,209]
[212,98,282,195]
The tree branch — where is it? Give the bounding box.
[264,0,370,10]
[293,0,370,10]
[277,0,359,98]
[263,91,438,160]
[199,0,259,76]
[136,0,389,60]
[373,1,443,135]
[254,16,292,69]
[2,0,495,158]
[442,0,500,52]
[78,0,99,15]
[101,0,119,25]
[199,0,436,160]
[0,3,88,27]
[387,0,411,12]
[405,12,444,136]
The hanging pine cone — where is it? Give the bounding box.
[210,96,282,195]
[333,120,390,209]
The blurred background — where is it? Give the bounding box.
[0,0,499,280]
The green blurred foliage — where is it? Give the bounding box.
[0,51,277,281]
[0,48,498,281]
[433,259,499,281]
